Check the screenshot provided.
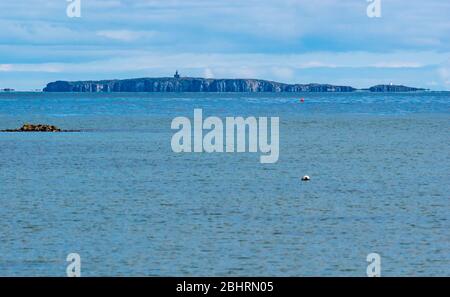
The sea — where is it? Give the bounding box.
[0,92,449,276]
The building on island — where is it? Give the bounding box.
[174,70,180,79]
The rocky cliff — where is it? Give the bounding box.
[43,78,426,93]
[43,77,356,93]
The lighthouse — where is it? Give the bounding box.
[174,70,180,79]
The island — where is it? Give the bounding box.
[43,72,427,93]
[1,88,15,92]
[1,124,79,132]
[364,85,426,92]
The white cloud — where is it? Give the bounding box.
[203,68,214,78]
[0,64,12,71]
[370,62,424,68]
[2,51,447,75]
[96,30,156,42]
[271,67,294,80]
[0,63,62,72]
[438,59,450,88]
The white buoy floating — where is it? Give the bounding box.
[301,175,310,181]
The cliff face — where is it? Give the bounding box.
[43,78,356,93]
[43,78,426,93]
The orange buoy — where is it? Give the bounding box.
[300,98,305,103]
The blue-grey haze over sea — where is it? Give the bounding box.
[0,92,449,276]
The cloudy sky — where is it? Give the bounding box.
[0,0,449,90]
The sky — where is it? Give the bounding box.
[0,0,449,90]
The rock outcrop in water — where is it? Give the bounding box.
[43,77,356,93]
[1,124,78,132]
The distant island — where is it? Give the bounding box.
[43,71,427,93]
[1,88,15,92]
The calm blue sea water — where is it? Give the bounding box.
[0,92,449,276]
